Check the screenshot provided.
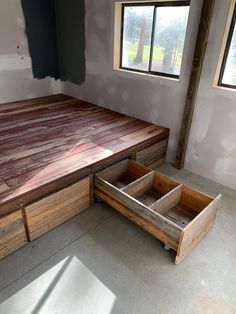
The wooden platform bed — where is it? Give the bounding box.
[0,94,221,264]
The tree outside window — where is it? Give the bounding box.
[121,2,190,78]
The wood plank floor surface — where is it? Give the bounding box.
[0,94,169,207]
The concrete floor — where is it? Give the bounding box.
[0,163,235,314]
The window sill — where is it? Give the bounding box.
[213,84,236,93]
[113,67,180,82]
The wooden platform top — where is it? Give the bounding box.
[0,94,169,208]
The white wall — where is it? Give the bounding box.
[62,0,236,190]
[0,0,61,104]
[185,0,236,190]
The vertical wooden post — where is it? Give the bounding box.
[175,0,216,169]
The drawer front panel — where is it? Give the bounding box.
[0,210,27,260]
[25,177,90,240]
[136,139,168,169]
[95,188,179,251]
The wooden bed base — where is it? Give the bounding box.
[0,94,169,260]
[0,95,221,263]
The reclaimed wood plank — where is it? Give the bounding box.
[175,0,216,169]
[4,125,166,187]
[95,188,179,251]
[25,177,90,240]
[176,194,222,264]
[94,176,182,242]
[122,172,155,197]
[0,237,27,260]
[2,121,149,185]
[0,94,70,112]
[136,139,168,168]
[0,210,27,260]
[0,116,135,165]
[150,185,182,215]
[0,95,169,208]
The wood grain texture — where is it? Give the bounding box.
[122,172,155,197]
[25,177,90,240]
[0,94,169,212]
[96,159,152,189]
[96,164,221,263]
[0,210,27,260]
[153,172,180,195]
[150,185,182,215]
[127,160,153,180]
[136,139,168,168]
[175,0,216,169]
[126,172,180,209]
[180,185,214,213]
[95,176,182,243]
[176,194,222,264]
[95,188,179,251]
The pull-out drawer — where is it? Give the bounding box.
[25,177,91,241]
[0,210,27,260]
[94,159,222,264]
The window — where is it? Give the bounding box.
[219,3,236,89]
[120,1,190,78]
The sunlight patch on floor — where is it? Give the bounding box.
[0,256,116,314]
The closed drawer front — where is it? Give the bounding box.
[0,210,27,260]
[25,177,91,240]
[136,139,168,169]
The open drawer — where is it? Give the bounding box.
[94,159,222,264]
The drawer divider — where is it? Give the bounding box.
[121,171,155,197]
[150,185,183,215]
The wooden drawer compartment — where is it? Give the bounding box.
[0,210,27,260]
[136,139,168,169]
[94,160,222,264]
[95,159,152,190]
[25,177,91,241]
[95,162,183,252]
[123,171,180,208]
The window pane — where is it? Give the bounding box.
[151,6,189,76]
[122,6,154,71]
[222,21,236,86]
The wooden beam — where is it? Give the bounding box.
[175,0,216,169]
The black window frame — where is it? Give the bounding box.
[120,0,191,79]
[218,3,236,89]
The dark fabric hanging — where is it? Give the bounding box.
[20,0,86,84]
[56,0,86,85]
[21,0,60,79]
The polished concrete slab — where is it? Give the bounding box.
[0,163,236,314]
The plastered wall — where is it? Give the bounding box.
[63,0,236,190]
[185,0,236,190]
[0,0,61,103]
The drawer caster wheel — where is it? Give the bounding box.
[95,196,103,203]
[163,244,171,251]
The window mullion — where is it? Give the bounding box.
[148,6,157,72]
[219,4,236,87]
